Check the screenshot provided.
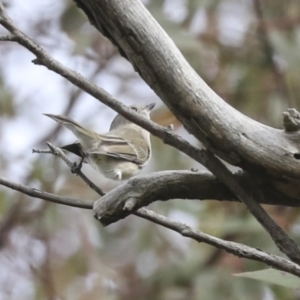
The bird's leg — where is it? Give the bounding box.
[71,148,85,174]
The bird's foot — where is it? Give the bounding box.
[71,162,82,174]
[71,155,85,174]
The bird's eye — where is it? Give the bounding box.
[131,107,137,112]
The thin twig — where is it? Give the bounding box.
[35,51,116,147]
[45,142,105,196]
[1,175,300,277]
[135,208,300,277]
[32,148,52,154]
[0,177,94,209]
[0,1,299,263]
[0,34,15,41]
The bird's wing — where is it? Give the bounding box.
[60,142,89,163]
[89,134,146,164]
[61,142,83,157]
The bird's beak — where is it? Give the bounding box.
[146,102,156,111]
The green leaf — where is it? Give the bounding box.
[234,269,300,289]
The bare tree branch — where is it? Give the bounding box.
[2,175,300,277]
[44,142,105,196]
[28,146,300,275]
[69,0,300,264]
[0,177,94,209]
[135,208,300,277]
[91,170,300,226]
[93,145,300,263]
[0,34,15,41]
[35,51,117,147]
[71,0,300,182]
[1,1,300,263]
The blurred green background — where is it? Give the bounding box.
[1,0,300,299]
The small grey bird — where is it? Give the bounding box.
[44,103,155,180]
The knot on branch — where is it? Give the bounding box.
[283,108,300,132]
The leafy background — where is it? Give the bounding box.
[1,0,300,299]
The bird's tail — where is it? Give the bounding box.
[43,114,96,148]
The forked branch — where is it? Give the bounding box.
[1,1,300,263]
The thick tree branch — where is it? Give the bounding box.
[93,170,300,225]
[28,145,300,275]
[43,142,105,196]
[1,1,299,263]
[69,0,300,263]
[2,176,300,277]
[94,150,300,263]
[72,0,300,183]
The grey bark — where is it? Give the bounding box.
[73,0,300,200]
[68,0,300,262]
[93,170,300,226]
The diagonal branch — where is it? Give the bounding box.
[0,34,15,41]
[1,175,300,277]
[91,170,300,225]
[72,0,300,181]
[44,142,105,196]
[1,1,299,263]
[94,150,300,263]
[135,208,300,277]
